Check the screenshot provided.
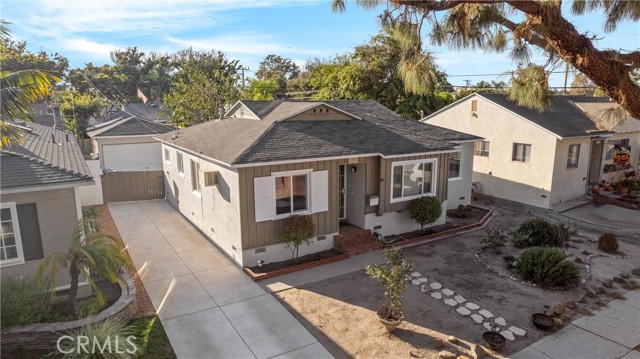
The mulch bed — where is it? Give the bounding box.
[391,206,490,242]
[89,205,156,318]
[248,248,344,274]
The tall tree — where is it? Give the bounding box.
[332,0,640,120]
[164,49,241,126]
[255,54,300,98]
[58,90,106,147]
[0,20,57,147]
[1,39,68,81]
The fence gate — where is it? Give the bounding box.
[102,171,165,203]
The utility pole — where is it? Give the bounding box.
[464,79,471,90]
[239,66,250,89]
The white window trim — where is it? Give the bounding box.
[190,159,201,195]
[176,152,184,177]
[567,144,580,169]
[164,148,170,164]
[448,151,463,181]
[1,202,25,267]
[390,158,438,204]
[512,143,532,163]
[273,169,312,220]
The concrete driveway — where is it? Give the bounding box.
[109,200,332,359]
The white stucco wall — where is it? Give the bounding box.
[162,143,244,266]
[364,201,447,237]
[241,233,337,267]
[447,142,474,209]
[549,137,592,206]
[425,95,558,208]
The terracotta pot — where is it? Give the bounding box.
[620,187,629,195]
[377,307,404,332]
[592,187,601,194]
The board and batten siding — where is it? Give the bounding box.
[238,160,339,249]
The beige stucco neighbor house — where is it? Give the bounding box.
[1,122,94,295]
[156,100,479,266]
[423,93,640,209]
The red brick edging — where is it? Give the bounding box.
[244,252,350,282]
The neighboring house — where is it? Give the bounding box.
[423,93,640,209]
[1,122,94,296]
[31,102,64,130]
[88,102,169,127]
[88,116,174,172]
[156,100,479,266]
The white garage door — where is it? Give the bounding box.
[103,143,163,171]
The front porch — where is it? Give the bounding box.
[334,224,383,255]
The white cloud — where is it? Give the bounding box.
[166,35,325,57]
[58,38,122,61]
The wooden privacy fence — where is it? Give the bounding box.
[102,171,165,203]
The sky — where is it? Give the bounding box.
[3,0,639,88]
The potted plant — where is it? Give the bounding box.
[365,248,414,332]
[599,180,607,188]
[620,179,630,195]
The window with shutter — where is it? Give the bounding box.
[17,203,43,261]
[0,203,25,266]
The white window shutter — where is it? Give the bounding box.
[254,176,275,222]
[311,170,329,213]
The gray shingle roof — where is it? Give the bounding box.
[1,123,93,189]
[158,100,479,166]
[93,103,169,124]
[479,94,611,137]
[31,103,63,130]
[88,116,174,137]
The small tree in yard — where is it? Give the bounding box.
[365,248,414,323]
[281,215,314,260]
[36,218,131,313]
[409,196,442,231]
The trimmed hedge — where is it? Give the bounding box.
[514,218,564,248]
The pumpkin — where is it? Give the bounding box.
[592,187,601,194]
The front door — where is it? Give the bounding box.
[588,139,604,186]
[339,165,346,221]
[346,163,366,228]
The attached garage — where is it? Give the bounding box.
[103,142,163,171]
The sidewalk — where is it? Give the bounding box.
[511,290,640,359]
[109,200,333,359]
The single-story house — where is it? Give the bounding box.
[423,93,640,209]
[1,122,94,295]
[156,100,479,266]
[88,102,169,127]
[88,115,174,172]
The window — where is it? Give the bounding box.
[190,159,201,194]
[567,144,580,168]
[512,143,532,163]
[391,159,437,202]
[176,152,184,175]
[1,203,24,266]
[606,138,629,160]
[471,99,478,112]
[474,141,490,157]
[164,148,170,164]
[448,151,462,180]
[275,174,308,215]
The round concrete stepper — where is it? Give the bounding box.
[411,272,422,278]
[454,295,466,304]
[418,277,428,283]
[471,314,484,324]
[421,284,429,293]
[444,298,458,307]
[482,322,494,331]
[456,307,471,316]
[479,309,494,318]
[509,326,527,337]
[466,302,480,310]
[501,330,515,341]
[412,279,422,285]
[431,292,443,299]
[430,282,443,290]
[442,288,454,296]
[494,317,506,326]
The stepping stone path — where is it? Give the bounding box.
[465,302,479,310]
[479,309,494,319]
[408,273,528,343]
[509,326,527,337]
[501,330,515,341]
[444,298,458,307]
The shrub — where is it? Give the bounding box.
[517,247,580,288]
[597,233,619,253]
[556,223,576,244]
[281,215,315,259]
[514,218,563,248]
[1,278,48,328]
[54,315,136,359]
[365,248,414,320]
[409,196,442,230]
[481,228,508,254]
[449,204,473,218]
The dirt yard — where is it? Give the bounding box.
[274,204,640,359]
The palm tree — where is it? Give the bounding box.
[36,218,131,312]
[1,20,58,147]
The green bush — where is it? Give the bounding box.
[409,196,442,230]
[481,228,508,254]
[281,214,315,259]
[365,248,414,320]
[1,277,48,328]
[517,247,580,288]
[514,218,563,248]
[53,316,136,359]
[597,233,619,253]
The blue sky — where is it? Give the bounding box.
[3,0,639,88]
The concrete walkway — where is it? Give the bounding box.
[511,290,640,359]
[108,200,332,359]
